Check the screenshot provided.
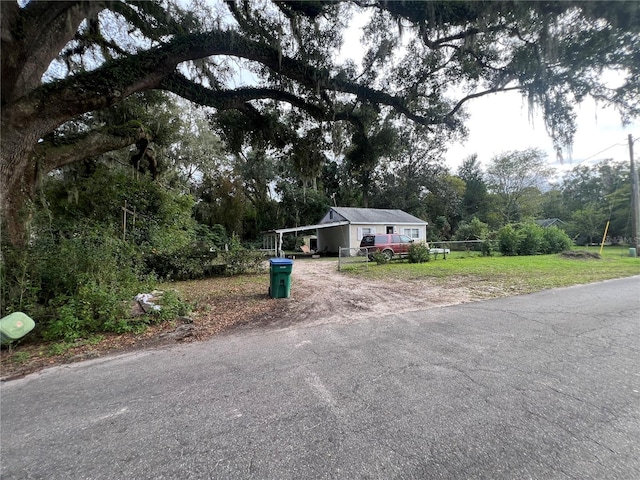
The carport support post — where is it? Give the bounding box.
[278,232,283,258]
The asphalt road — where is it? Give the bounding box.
[1,276,639,479]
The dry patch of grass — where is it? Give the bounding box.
[168,274,279,339]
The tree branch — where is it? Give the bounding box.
[1,1,105,104]
[423,24,506,49]
[35,124,151,173]
[10,28,445,135]
[445,85,522,121]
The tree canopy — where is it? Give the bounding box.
[2,0,639,245]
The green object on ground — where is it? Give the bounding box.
[0,312,36,344]
[269,258,293,298]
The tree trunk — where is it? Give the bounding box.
[1,118,152,246]
[0,125,44,245]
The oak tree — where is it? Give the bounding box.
[2,0,638,245]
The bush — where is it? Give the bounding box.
[1,166,202,342]
[223,234,267,275]
[371,250,390,265]
[542,226,573,253]
[497,225,520,256]
[2,227,158,341]
[496,223,573,256]
[517,223,544,256]
[454,217,489,242]
[43,281,129,341]
[145,247,220,280]
[408,242,431,263]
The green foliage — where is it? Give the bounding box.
[454,217,490,242]
[568,203,608,245]
[485,149,554,224]
[372,250,390,265]
[1,163,201,341]
[193,224,228,252]
[481,239,493,257]
[497,223,573,256]
[542,226,574,254]
[458,154,490,222]
[517,223,545,256]
[282,235,304,252]
[151,290,189,321]
[145,247,222,281]
[408,242,431,264]
[223,234,267,275]
[497,225,520,256]
[10,351,31,364]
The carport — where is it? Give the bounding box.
[263,221,350,257]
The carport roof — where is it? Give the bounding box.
[273,221,349,235]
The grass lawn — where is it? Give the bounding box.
[348,246,640,293]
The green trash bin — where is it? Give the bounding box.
[0,312,35,345]
[269,258,293,298]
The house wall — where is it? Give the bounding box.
[351,224,427,244]
[327,223,427,256]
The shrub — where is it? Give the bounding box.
[223,234,267,275]
[497,225,520,255]
[408,242,431,263]
[145,247,221,280]
[517,223,544,256]
[1,166,202,342]
[496,223,573,256]
[372,250,390,265]
[454,217,489,242]
[542,226,573,253]
[43,281,129,341]
[2,227,153,341]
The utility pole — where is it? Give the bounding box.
[630,134,640,253]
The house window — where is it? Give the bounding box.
[404,228,420,239]
[329,210,334,220]
[358,227,373,240]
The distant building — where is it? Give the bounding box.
[535,218,567,228]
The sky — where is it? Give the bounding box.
[443,91,638,174]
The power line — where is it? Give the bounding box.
[573,137,637,165]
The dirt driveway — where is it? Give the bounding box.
[282,259,477,327]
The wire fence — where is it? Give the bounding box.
[338,240,500,269]
[428,240,497,259]
[338,247,369,271]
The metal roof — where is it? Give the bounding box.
[273,221,349,234]
[328,207,428,225]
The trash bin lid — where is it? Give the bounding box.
[0,312,35,342]
[270,258,293,266]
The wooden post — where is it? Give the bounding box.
[122,200,127,240]
[121,200,137,241]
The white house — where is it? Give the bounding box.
[263,207,428,256]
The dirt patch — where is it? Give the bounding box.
[1,259,495,380]
[561,251,602,260]
[276,259,476,325]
